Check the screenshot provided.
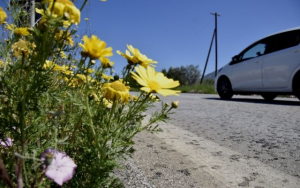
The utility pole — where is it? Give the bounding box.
[200,31,215,84]
[200,12,220,84]
[30,0,35,27]
[11,0,40,27]
[211,12,220,77]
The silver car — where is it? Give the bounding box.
[215,27,300,101]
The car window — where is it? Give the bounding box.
[230,29,300,65]
[265,29,300,54]
[241,42,267,61]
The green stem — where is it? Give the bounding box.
[125,93,141,119]
[107,101,118,145]
[20,96,28,187]
[85,94,97,137]
[127,92,151,119]
[107,102,115,126]
[84,60,101,152]
[129,105,174,139]
[14,153,41,162]
[19,55,28,187]
[130,112,164,139]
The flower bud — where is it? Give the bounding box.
[171,101,179,108]
[108,61,114,68]
[44,153,54,167]
[114,75,119,81]
[88,94,94,100]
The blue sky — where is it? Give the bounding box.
[1,0,300,76]
[76,0,300,76]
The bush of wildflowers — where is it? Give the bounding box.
[0,0,180,187]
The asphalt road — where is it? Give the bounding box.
[118,93,300,187]
[155,94,300,183]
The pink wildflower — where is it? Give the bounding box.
[41,148,77,186]
[0,138,13,148]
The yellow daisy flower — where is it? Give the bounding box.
[117,45,157,68]
[0,7,7,24]
[103,81,129,104]
[64,77,80,88]
[102,73,113,81]
[100,57,114,68]
[14,27,30,36]
[43,60,54,69]
[54,65,74,75]
[131,66,181,96]
[60,51,67,59]
[86,68,94,74]
[103,98,112,108]
[79,35,113,60]
[76,74,94,84]
[5,24,14,31]
[45,0,81,25]
[12,39,36,58]
[43,61,74,75]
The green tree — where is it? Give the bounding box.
[162,64,201,85]
[185,64,201,85]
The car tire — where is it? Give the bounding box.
[261,94,277,101]
[293,76,300,100]
[217,77,233,99]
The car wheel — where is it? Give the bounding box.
[261,94,277,101]
[293,73,300,100]
[217,77,233,99]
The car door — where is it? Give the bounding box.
[262,29,300,88]
[230,41,267,90]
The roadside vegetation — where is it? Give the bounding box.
[176,79,216,94]
[162,65,216,94]
[0,1,181,187]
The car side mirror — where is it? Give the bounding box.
[230,55,239,65]
[232,55,239,62]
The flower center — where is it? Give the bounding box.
[110,81,127,92]
[147,81,161,92]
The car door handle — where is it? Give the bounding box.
[255,61,261,63]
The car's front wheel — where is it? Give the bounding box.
[217,77,233,99]
[293,72,300,100]
[261,94,277,101]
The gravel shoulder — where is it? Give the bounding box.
[116,130,226,188]
[116,119,300,188]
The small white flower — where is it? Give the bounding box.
[41,148,77,186]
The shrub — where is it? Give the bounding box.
[0,1,180,187]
